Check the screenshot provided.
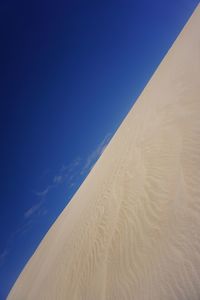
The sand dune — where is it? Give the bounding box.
[7,4,200,300]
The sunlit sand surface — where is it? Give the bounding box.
[8,4,200,300]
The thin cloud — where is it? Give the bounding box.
[59,157,82,189]
[35,186,52,197]
[24,200,43,219]
[81,133,111,175]
[53,175,63,184]
[24,157,80,227]
[25,136,110,222]
[36,157,81,197]
[15,219,34,236]
[60,157,81,178]
[0,249,8,267]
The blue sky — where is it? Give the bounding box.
[0,0,198,298]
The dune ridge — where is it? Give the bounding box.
[7,4,200,300]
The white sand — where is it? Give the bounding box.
[7,4,200,300]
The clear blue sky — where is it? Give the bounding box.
[0,0,198,298]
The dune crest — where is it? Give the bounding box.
[8,4,200,300]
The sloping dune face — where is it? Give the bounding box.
[8,5,200,300]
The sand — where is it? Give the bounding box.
[7,4,200,300]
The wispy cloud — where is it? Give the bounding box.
[35,157,81,198]
[24,158,82,222]
[24,200,43,219]
[81,133,111,175]
[53,175,63,184]
[0,249,8,267]
[24,134,111,223]
[35,186,51,197]
[27,134,111,224]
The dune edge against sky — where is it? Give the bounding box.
[7,3,200,300]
